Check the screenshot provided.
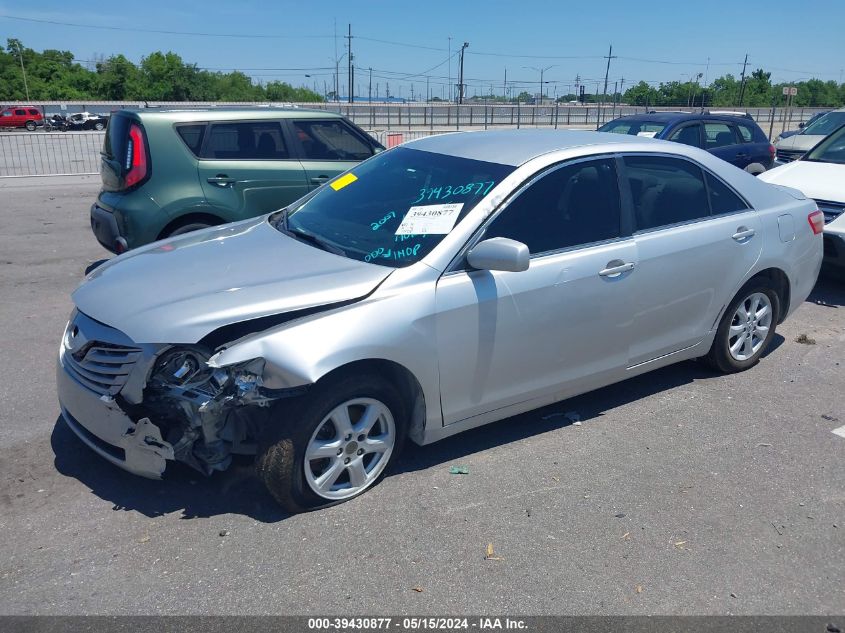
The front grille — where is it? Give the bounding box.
[814,199,845,225]
[776,149,803,163]
[65,342,141,396]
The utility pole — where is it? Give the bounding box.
[575,74,580,103]
[448,37,452,103]
[426,75,430,102]
[15,41,29,102]
[503,68,507,99]
[458,41,469,104]
[347,24,354,103]
[601,45,617,125]
[368,67,372,103]
[737,53,749,106]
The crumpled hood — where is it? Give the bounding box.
[759,160,845,203]
[73,216,392,344]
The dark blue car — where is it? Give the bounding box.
[599,112,775,174]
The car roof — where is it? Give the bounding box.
[403,128,674,166]
[609,112,757,125]
[120,106,344,122]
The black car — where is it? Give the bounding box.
[600,112,775,174]
[66,112,109,131]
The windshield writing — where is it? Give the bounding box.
[282,147,514,267]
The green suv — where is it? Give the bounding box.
[90,107,383,253]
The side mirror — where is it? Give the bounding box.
[467,237,530,272]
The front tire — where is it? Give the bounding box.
[257,373,406,513]
[704,281,780,373]
[94,121,105,131]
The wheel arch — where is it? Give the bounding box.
[157,211,225,240]
[748,267,790,324]
[314,359,428,446]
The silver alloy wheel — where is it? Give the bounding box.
[303,397,396,501]
[727,292,773,361]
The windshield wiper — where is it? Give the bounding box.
[286,224,346,256]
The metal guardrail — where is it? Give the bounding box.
[0,103,827,178]
[0,130,103,177]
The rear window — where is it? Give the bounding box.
[176,124,207,156]
[599,119,666,137]
[27,109,39,116]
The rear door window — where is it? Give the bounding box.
[703,122,739,149]
[14,109,26,116]
[483,158,622,255]
[735,123,755,142]
[706,172,749,215]
[202,121,289,160]
[291,120,375,160]
[668,124,702,147]
[27,109,39,116]
[623,155,710,231]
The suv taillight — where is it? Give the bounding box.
[768,144,776,158]
[808,210,824,235]
[124,123,148,188]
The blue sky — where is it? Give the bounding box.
[1,0,843,98]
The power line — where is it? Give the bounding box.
[0,13,333,39]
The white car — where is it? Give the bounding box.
[773,108,845,164]
[760,123,845,270]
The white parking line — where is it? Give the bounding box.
[832,425,845,439]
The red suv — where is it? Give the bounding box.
[0,106,44,131]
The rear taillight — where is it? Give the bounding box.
[808,210,824,235]
[124,123,148,188]
[768,144,776,158]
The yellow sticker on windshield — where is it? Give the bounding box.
[330,173,358,191]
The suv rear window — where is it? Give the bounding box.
[176,124,206,156]
[202,122,289,160]
[27,109,39,116]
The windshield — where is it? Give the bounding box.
[280,147,515,267]
[804,124,845,165]
[801,111,845,136]
[598,119,666,137]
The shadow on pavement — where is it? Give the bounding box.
[809,272,844,307]
[51,416,288,523]
[396,358,722,474]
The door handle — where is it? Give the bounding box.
[598,261,636,277]
[207,175,235,188]
[310,175,330,185]
[732,227,756,241]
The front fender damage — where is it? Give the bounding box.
[114,350,309,477]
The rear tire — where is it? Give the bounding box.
[704,280,780,373]
[25,121,36,132]
[94,121,105,131]
[165,222,213,238]
[256,373,407,513]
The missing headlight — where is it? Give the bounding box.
[150,346,229,395]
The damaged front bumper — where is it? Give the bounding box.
[56,310,307,480]
[57,356,173,478]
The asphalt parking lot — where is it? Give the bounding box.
[0,176,843,616]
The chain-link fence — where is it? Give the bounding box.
[0,130,103,177]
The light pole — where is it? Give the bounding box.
[523,65,556,104]
[333,53,347,102]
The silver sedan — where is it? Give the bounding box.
[57,129,823,511]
